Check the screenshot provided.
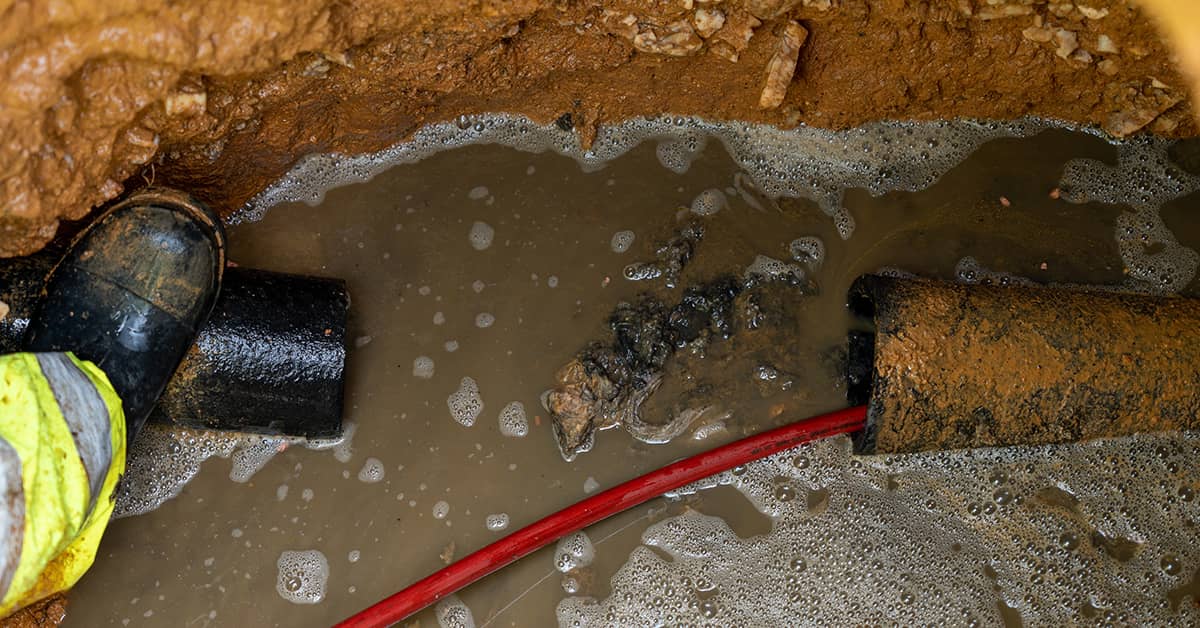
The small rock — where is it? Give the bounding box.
[1077,5,1109,19]
[1048,3,1074,17]
[1053,29,1078,60]
[164,90,207,117]
[601,10,638,40]
[1104,82,1183,137]
[0,300,8,322]
[1098,59,1120,76]
[759,21,807,109]
[633,20,703,57]
[693,8,725,38]
[1096,34,1118,54]
[708,10,760,62]
[1022,26,1053,44]
[978,4,1032,19]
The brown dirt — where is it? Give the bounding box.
[852,274,1200,454]
[0,0,1196,257]
[0,595,65,628]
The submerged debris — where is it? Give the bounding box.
[622,220,705,288]
[548,268,819,460]
[549,276,740,459]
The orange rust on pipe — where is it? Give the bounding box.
[846,274,1200,455]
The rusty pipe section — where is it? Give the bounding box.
[847,274,1200,455]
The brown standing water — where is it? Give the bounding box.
[63,126,1200,626]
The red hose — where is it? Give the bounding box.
[336,406,868,628]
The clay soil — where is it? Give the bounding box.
[0,0,1196,257]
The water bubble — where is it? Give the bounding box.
[447,377,483,427]
[611,230,636,253]
[498,401,529,438]
[1160,554,1182,576]
[486,513,510,531]
[275,550,328,605]
[690,188,727,216]
[413,356,435,379]
[468,221,494,250]
[357,457,385,483]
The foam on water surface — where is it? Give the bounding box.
[610,230,635,254]
[558,433,1200,626]
[246,116,1043,243]
[447,377,484,427]
[499,401,529,438]
[555,531,597,574]
[436,595,476,628]
[275,550,329,605]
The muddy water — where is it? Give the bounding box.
[65,129,1198,626]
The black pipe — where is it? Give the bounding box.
[1,252,347,439]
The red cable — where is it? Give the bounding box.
[336,405,868,628]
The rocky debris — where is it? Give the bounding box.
[0,300,8,322]
[745,0,830,20]
[548,276,742,460]
[692,8,727,39]
[1007,5,1190,135]
[978,4,1034,20]
[1096,34,1118,55]
[1022,25,1054,43]
[163,88,207,118]
[759,20,807,109]
[633,19,704,57]
[1107,79,1185,136]
[1077,4,1109,20]
[1053,28,1079,59]
[708,9,762,62]
[623,221,706,289]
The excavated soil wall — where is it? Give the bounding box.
[0,0,1196,257]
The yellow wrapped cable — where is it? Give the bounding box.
[0,352,126,617]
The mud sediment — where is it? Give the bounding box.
[1,0,1196,256]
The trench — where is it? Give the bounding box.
[59,126,1200,626]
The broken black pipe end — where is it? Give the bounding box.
[1,252,348,440]
[845,275,886,455]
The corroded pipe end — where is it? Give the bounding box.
[847,274,1200,455]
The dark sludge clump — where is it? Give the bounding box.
[622,221,705,288]
[548,276,739,460]
[547,269,817,461]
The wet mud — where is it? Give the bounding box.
[49,128,1200,626]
